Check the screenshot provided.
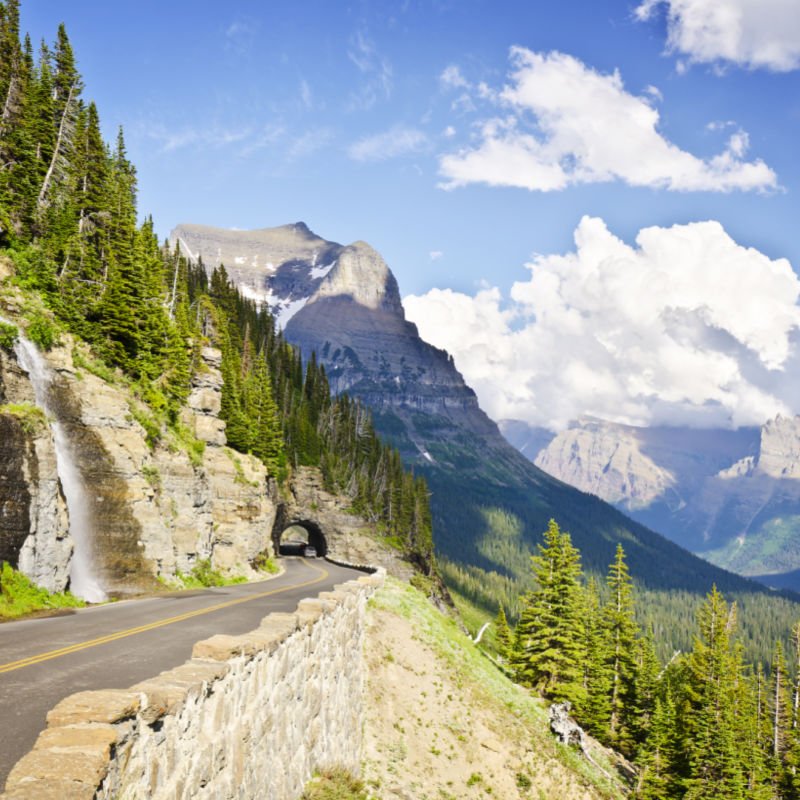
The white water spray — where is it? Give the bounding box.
[9,327,107,602]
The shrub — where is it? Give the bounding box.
[254,553,279,574]
[0,321,18,350]
[72,348,118,383]
[25,313,58,350]
[128,404,162,449]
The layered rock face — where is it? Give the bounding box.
[520,415,800,587]
[0,350,71,592]
[0,329,277,595]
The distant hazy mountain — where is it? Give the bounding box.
[504,415,800,588]
[170,221,771,603]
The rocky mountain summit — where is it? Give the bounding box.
[508,415,800,588]
[170,222,767,599]
[171,222,344,327]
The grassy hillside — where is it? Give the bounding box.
[362,578,628,799]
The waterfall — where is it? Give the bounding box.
[9,328,107,602]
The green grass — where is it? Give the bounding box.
[301,768,368,800]
[172,422,206,467]
[371,578,627,799]
[253,553,279,574]
[72,347,120,384]
[166,559,248,589]
[0,562,85,619]
[0,402,48,435]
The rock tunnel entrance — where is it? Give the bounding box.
[276,521,328,557]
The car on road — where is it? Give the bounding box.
[303,546,317,558]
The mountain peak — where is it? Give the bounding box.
[312,239,404,316]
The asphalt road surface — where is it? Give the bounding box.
[0,557,363,789]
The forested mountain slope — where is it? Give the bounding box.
[172,222,800,662]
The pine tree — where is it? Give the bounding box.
[514,520,586,706]
[581,576,612,740]
[604,543,640,754]
[636,695,680,800]
[632,625,661,752]
[494,605,513,661]
[682,587,746,800]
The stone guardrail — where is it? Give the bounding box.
[1,566,386,800]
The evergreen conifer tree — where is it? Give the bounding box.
[514,520,586,706]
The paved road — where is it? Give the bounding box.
[0,557,362,788]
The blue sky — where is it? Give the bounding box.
[20,0,799,297]
[19,1,800,431]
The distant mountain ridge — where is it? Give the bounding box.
[503,415,800,589]
[170,222,779,609]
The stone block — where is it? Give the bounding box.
[5,749,109,790]
[1,779,97,800]
[193,414,227,446]
[131,680,191,722]
[192,634,253,661]
[318,590,347,607]
[33,723,117,757]
[46,690,140,727]
[187,387,221,416]
[296,598,324,627]
[257,611,298,635]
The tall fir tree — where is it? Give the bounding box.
[514,520,586,706]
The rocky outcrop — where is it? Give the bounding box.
[0,350,71,592]
[0,322,278,595]
[534,418,677,511]
[0,571,384,800]
[756,415,800,479]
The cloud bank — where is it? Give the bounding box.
[636,0,800,72]
[404,217,800,431]
[438,48,777,193]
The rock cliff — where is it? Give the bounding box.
[0,326,277,595]
[520,416,800,587]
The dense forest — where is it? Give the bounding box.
[0,0,434,573]
[503,520,800,799]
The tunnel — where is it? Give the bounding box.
[276,520,328,557]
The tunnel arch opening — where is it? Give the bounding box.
[276,520,328,557]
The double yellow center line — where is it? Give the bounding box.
[0,560,329,675]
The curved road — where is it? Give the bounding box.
[0,557,363,789]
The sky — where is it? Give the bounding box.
[20,0,800,432]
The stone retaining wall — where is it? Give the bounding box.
[1,568,385,800]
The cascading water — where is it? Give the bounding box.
[7,325,107,602]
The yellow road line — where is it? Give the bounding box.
[0,559,329,675]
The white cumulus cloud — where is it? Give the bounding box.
[438,48,777,193]
[636,0,800,72]
[404,217,800,431]
[348,126,429,162]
